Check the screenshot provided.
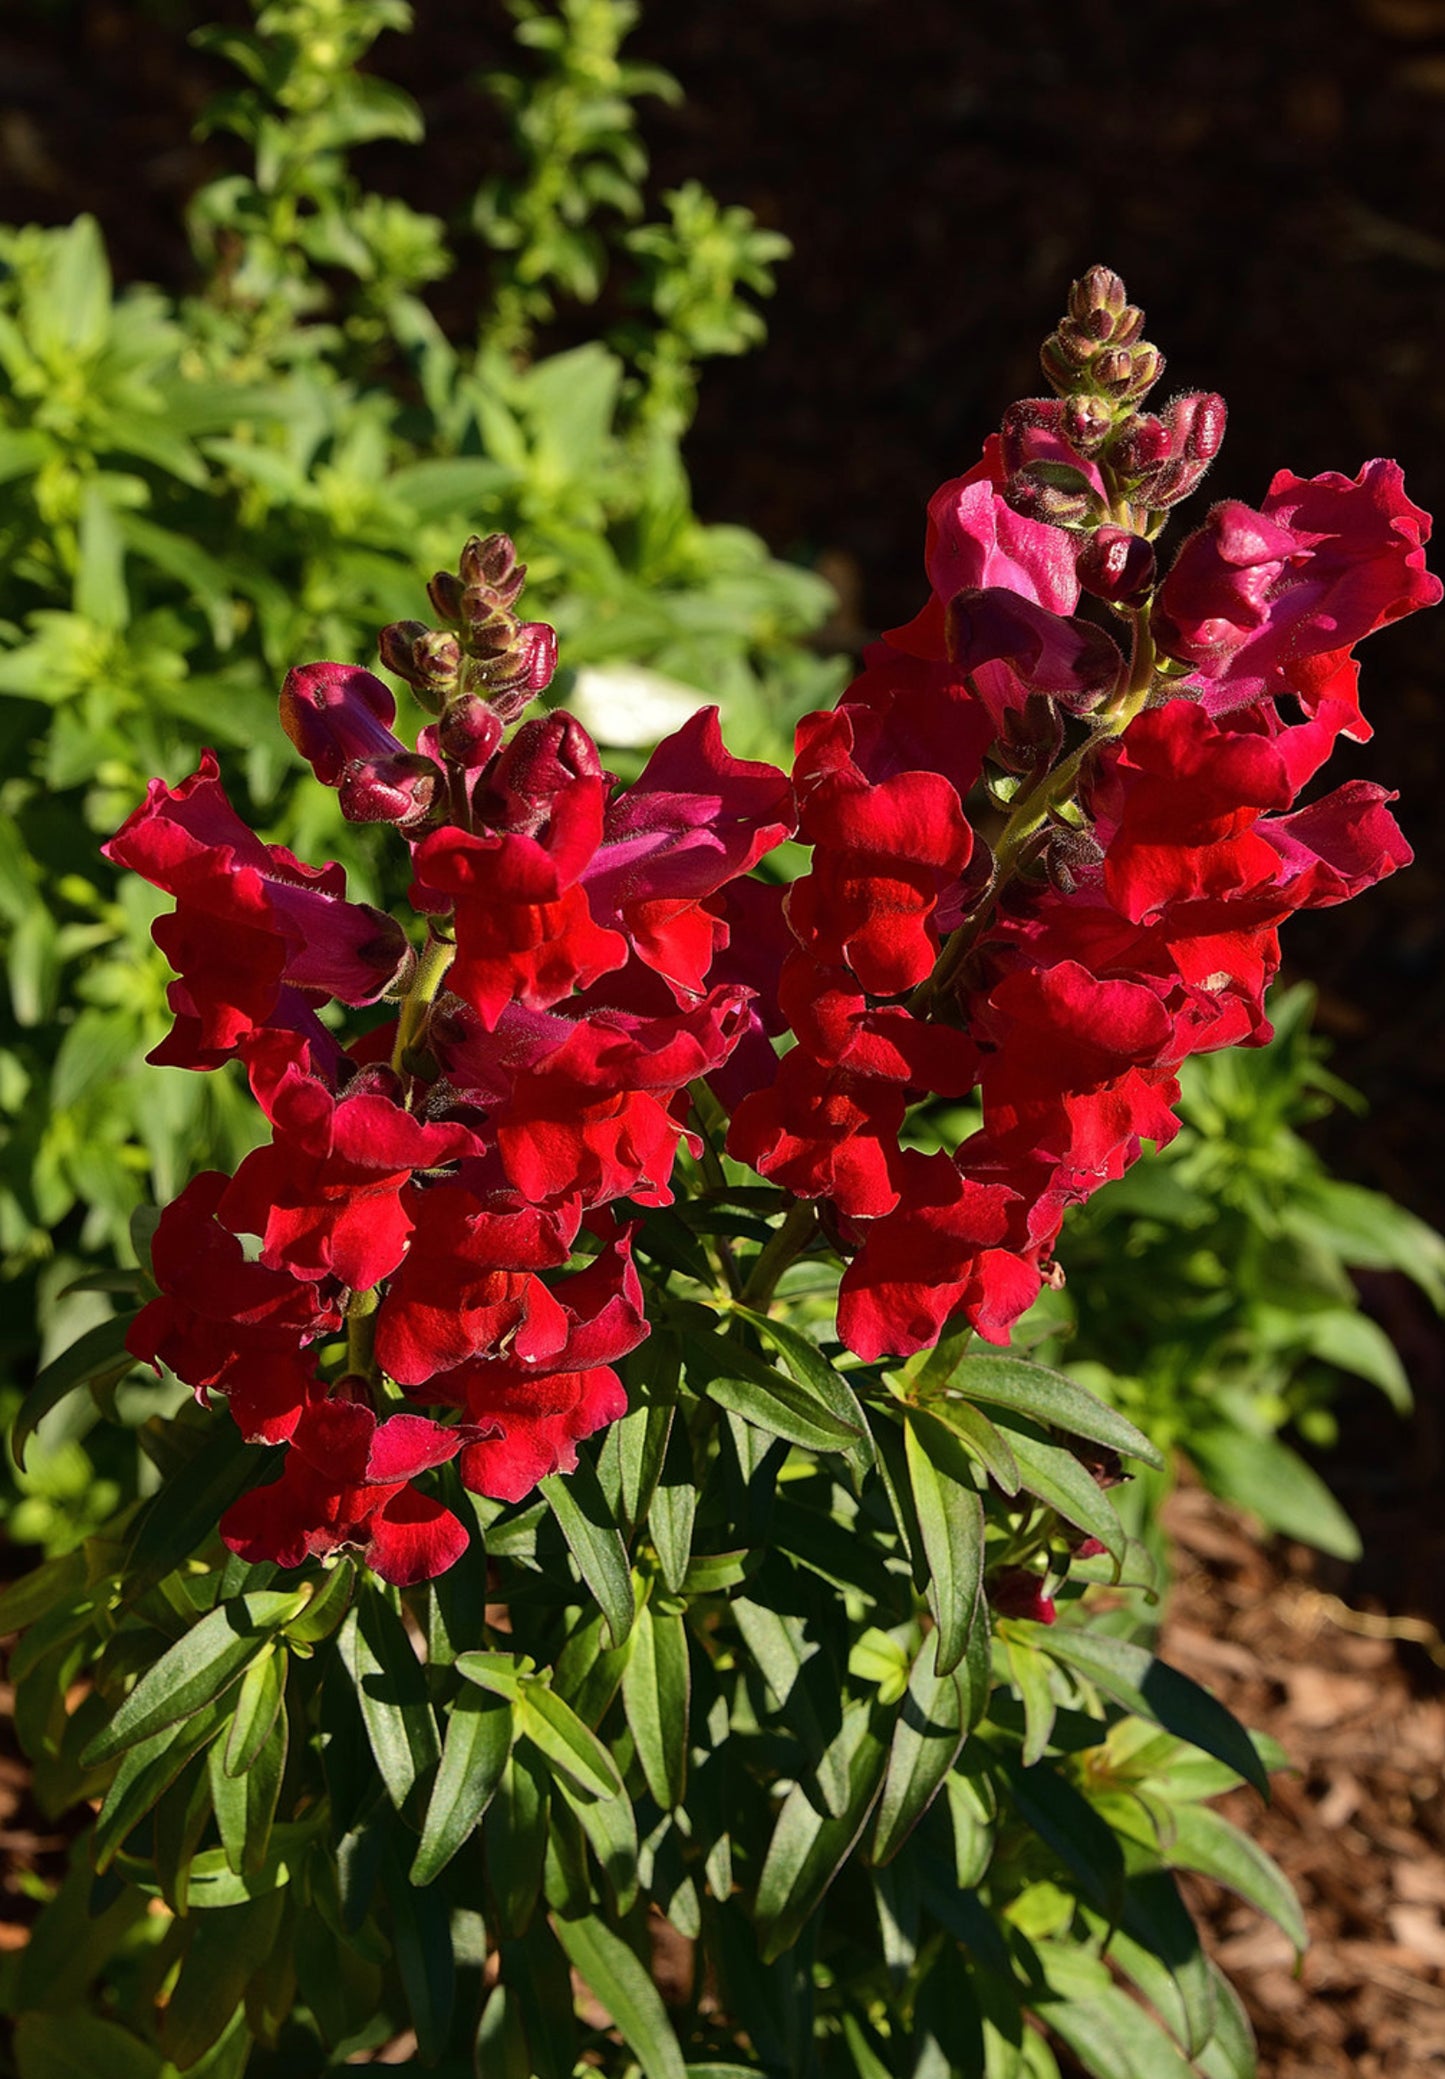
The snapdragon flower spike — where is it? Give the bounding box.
[735,266,1437,1364]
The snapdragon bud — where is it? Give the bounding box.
[1003,461,1102,529]
[459,532,527,610]
[1077,525,1156,606]
[1062,393,1114,455]
[337,753,441,830]
[990,1568,1057,1624]
[1068,264,1129,326]
[436,693,505,770]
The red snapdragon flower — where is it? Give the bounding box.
[219,1393,471,1585]
[105,753,409,1070]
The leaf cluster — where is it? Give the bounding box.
[4,1176,1292,2076]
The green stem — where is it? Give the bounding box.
[346,1286,379,1385]
[391,929,456,1079]
[741,1199,821,1310]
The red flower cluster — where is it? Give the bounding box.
[115,541,792,1580]
[110,271,1439,1584]
[729,269,1438,1363]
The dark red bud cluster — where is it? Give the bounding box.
[380,534,560,736]
[1041,266,1164,405]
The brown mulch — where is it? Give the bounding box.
[1159,1479,1445,2079]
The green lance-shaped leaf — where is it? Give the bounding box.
[728,1304,875,1475]
[519,1680,627,1801]
[223,1641,287,1777]
[684,1329,863,1454]
[0,1546,86,1635]
[649,1417,698,1595]
[93,1700,232,1872]
[996,1419,1128,1563]
[554,1910,689,2079]
[500,1920,580,2079]
[1197,1963,1258,2079]
[902,1407,985,1677]
[921,1394,1022,1495]
[541,1460,636,1648]
[13,2012,166,2079]
[732,1592,847,1814]
[81,1589,307,1767]
[1035,1628,1270,1797]
[337,1589,440,1811]
[622,1597,690,1810]
[160,1891,287,2070]
[124,1429,274,1589]
[754,1701,890,1963]
[283,1556,355,1644]
[13,1312,141,1470]
[949,1353,1165,1469]
[871,1628,969,1865]
[557,1770,639,1917]
[486,1747,550,1939]
[1159,1802,1307,1952]
[1188,1425,1362,1561]
[1005,1629,1059,1769]
[410,1688,515,1887]
[1039,1980,1199,2079]
[208,1692,287,1876]
[1101,1867,1217,2062]
[382,1815,455,2064]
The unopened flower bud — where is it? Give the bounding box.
[436,693,505,769]
[280,663,403,787]
[337,752,441,830]
[1062,393,1114,455]
[482,711,605,833]
[1068,264,1128,326]
[1121,344,1165,402]
[492,620,559,698]
[458,532,526,609]
[426,568,466,624]
[1003,462,1100,529]
[1077,525,1156,606]
[1045,822,1104,895]
[1112,305,1145,349]
[1168,389,1228,465]
[999,397,1066,479]
[1111,414,1171,476]
[377,620,430,680]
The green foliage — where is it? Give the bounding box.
[3,1244,1289,2076]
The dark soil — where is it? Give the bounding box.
[1161,1478,1445,2079]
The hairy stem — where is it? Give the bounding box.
[391,928,457,1079]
